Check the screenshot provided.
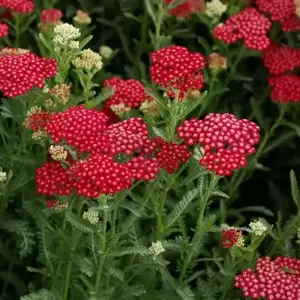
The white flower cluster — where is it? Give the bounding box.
[73,49,103,71]
[148,241,165,256]
[249,220,267,236]
[53,23,81,50]
[0,171,7,182]
[83,209,99,225]
[99,45,113,59]
[49,145,67,161]
[205,0,227,21]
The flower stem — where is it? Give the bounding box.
[179,174,219,283]
[156,187,169,240]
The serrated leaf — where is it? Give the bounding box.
[65,212,94,233]
[176,286,195,300]
[108,266,125,282]
[237,206,274,217]
[109,246,149,257]
[165,188,198,228]
[152,126,166,139]
[76,257,94,277]
[167,0,183,9]
[211,191,229,199]
[250,97,264,128]
[144,0,156,22]
[290,170,300,209]
[282,122,300,137]
[20,289,55,300]
[120,201,142,217]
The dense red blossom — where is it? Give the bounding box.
[101,105,120,124]
[103,77,150,108]
[256,0,300,32]
[262,43,300,75]
[0,22,8,38]
[156,141,192,174]
[213,7,271,51]
[36,162,74,196]
[45,199,58,208]
[45,106,109,150]
[150,46,206,99]
[40,9,63,23]
[0,0,34,13]
[0,52,57,97]
[235,256,300,299]
[165,0,205,18]
[221,229,242,248]
[269,74,300,103]
[124,156,160,181]
[71,154,132,197]
[177,113,260,176]
[24,109,51,132]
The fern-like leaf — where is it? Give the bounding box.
[109,245,149,257]
[65,212,94,233]
[108,266,125,282]
[290,170,300,209]
[165,189,198,229]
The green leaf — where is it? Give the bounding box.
[152,126,166,139]
[20,289,55,300]
[120,201,142,217]
[176,286,195,300]
[75,256,94,277]
[165,188,198,228]
[109,246,149,257]
[264,131,297,153]
[282,121,300,136]
[108,266,125,282]
[38,33,53,52]
[197,37,211,55]
[144,0,156,22]
[211,190,229,199]
[290,170,300,209]
[250,97,264,128]
[65,212,94,233]
[237,206,274,217]
[167,0,183,9]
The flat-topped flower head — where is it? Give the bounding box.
[235,256,300,299]
[0,51,57,97]
[0,0,34,13]
[73,49,103,71]
[83,210,99,225]
[49,83,71,105]
[0,47,29,56]
[165,0,205,18]
[257,0,300,32]
[0,22,8,38]
[249,220,267,236]
[213,8,271,51]
[222,229,244,248]
[53,23,81,49]
[177,113,260,176]
[205,0,227,22]
[49,145,67,162]
[150,46,206,99]
[41,9,63,23]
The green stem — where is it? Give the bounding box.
[179,174,219,283]
[94,198,108,295]
[156,188,169,240]
[154,7,165,50]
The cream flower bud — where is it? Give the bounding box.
[99,45,113,59]
[53,23,81,48]
[205,0,227,21]
[73,10,92,25]
[73,49,103,71]
[49,145,67,161]
[249,220,267,236]
[296,0,300,18]
[110,104,131,117]
[0,171,7,182]
[148,241,165,256]
[83,210,99,225]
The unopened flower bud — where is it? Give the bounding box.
[53,23,81,49]
[0,171,7,182]
[49,145,67,161]
[148,241,165,256]
[205,0,227,22]
[99,45,113,59]
[49,83,71,105]
[296,0,300,18]
[249,220,267,237]
[208,52,227,71]
[73,10,92,25]
[83,209,99,225]
[73,49,103,71]
[140,100,159,116]
[110,104,131,117]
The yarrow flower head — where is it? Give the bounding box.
[222,228,244,248]
[83,209,99,225]
[99,45,113,59]
[0,171,7,182]
[49,83,71,105]
[269,74,300,103]
[45,199,68,210]
[38,9,63,32]
[73,10,91,25]
[213,8,271,51]
[0,51,57,97]
[148,241,165,256]
[256,0,300,32]
[53,23,81,49]
[0,0,34,13]
[249,220,267,236]
[262,43,300,75]
[150,46,206,99]
[0,21,8,38]
[49,145,67,162]
[0,47,29,56]
[205,0,227,22]
[165,0,205,18]
[177,113,260,176]
[235,256,300,299]
[103,77,151,109]
[24,106,50,134]
[73,49,103,71]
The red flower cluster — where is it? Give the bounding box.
[256,0,300,32]
[40,9,63,23]
[0,51,57,98]
[262,43,300,75]
[235,256,300,299]
[0,22,8,38]
[150,46,206,99]
[177,113,260,176]
[268,74,300,104]
[0,0,34,13]
[213,8,271,51]
[103,77,151,108]
[221,229,243,248]
[24,107,50,132]
[165,0,205,18]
